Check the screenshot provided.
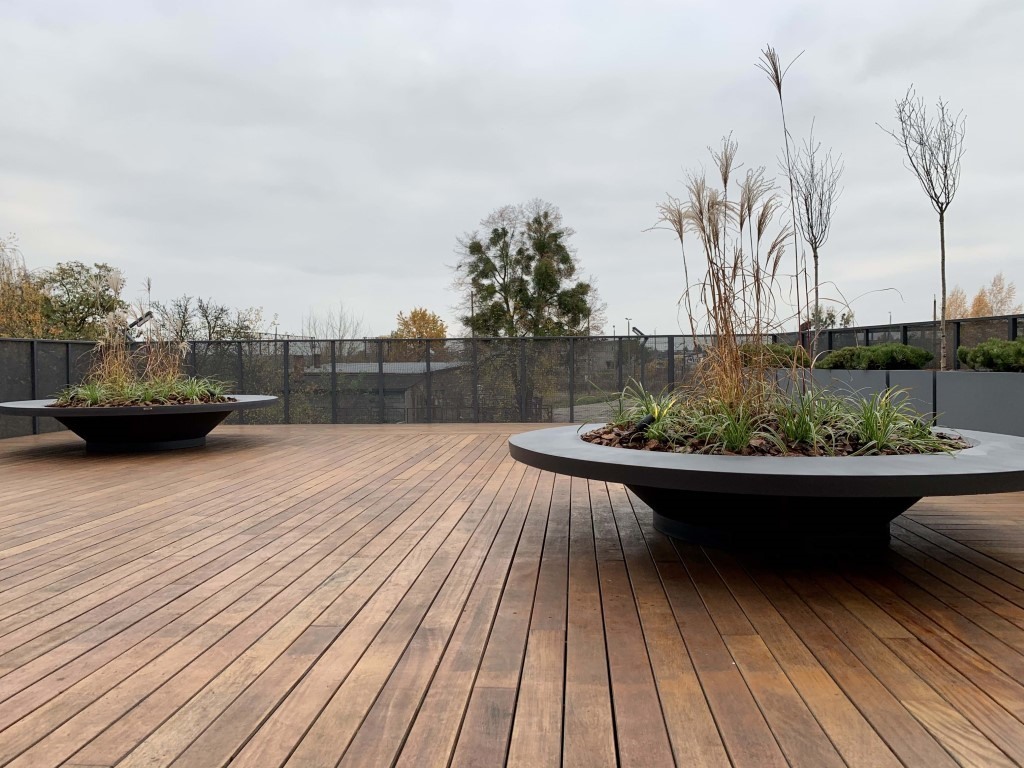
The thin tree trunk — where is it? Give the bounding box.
[812,245,820,356]
[812,246,819,323]
[939,210,947,370]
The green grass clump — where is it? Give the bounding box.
[957,338,1024,372]
[54,375,232,407]
[818,343,932,370]
[590,380,962,456]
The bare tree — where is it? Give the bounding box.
[301,302,362,340]
[792,126,843,319]
[880,87,966,369]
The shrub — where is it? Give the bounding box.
[818,343,932,370]
[957,338,1024,372]
[739,342,811,368]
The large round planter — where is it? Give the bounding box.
[0,395,277,452]
[508,425,1024,548]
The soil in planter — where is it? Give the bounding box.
[581,423,970,457]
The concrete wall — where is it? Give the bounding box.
[804,369,1024,437]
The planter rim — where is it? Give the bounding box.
[508,424,1024,498]
[0,394,277,418]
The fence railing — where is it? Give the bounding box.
[1,314,1021,439]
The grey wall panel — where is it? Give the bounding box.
[889,371,935,418]
[937,372,1024,435]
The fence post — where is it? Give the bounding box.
[425,339,432,424]
[236,341,246,424]
[568,337,575,424]
[377,340,385,423]
[667,336,675,388]
[953,321,962,370]
[190,342,198,377]
[826,330,834,351]
[471,339,480,423]
[519,337,527,421]
[1010,317,1018,341]
[900,325,908,346]
[330,340,338,424]
[282,339,290,424]
[29,340,38,435]
[616,336,623,392]
[862,328,870,348]
[639,340,646,389]
[64,342,71,389]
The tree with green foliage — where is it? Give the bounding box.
[810,304,854,330]
[39,261,127,340]
[454,199,603,337]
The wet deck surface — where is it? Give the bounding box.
[1,424,1023,767]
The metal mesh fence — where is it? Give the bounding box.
[2,314,1023,438]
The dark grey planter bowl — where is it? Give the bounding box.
[0,395,277,452]
[509,424,1024,548]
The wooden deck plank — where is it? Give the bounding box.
[560,476,616,768]
[604,485,729,768]
[6,435,504,767]
[0,426,1022,767]
[101,437,510,768]
[446,472,554,768]
[505,472,570,768]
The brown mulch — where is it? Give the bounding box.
[581,423,970,457]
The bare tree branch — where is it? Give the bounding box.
[879,86,966,369]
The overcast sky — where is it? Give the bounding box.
[1,0,1020,337]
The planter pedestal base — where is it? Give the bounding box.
[630,485,918,548]
[57,412,231,453]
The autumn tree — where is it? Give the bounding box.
[0,235,48,338]
[881,87,966,369]
[391,307,447,338]
[946,286,969,319]
[970,289,992,319]
[983,272,1021,315]
[454,199,602,337]
[946,273,1021,319]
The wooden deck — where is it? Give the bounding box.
[1,425,1023,767]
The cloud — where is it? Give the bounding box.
[0,0,1019,337]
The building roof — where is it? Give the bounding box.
[305,361,463,375]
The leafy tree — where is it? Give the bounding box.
[981,272,1020,315]
[946,286,969,319]
[970,289,993,319]
[809,304,854,330]
[944,274,1020,319]
[455,199,602,337]
[0,235,48,338]
[38,261,127,339]
[391,307,447,339]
